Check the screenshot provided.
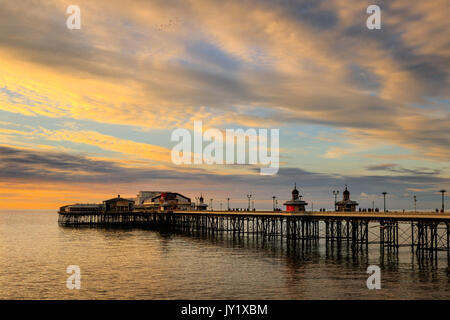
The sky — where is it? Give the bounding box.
[0,0,449,210]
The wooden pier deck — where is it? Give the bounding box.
[172,210,450,221]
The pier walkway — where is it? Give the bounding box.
[175,210,450,221]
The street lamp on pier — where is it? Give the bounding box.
[247,194,252,211]
[272,196,276,211]
[227,198,230,211]
[210,198,213,211]
[440,190,446,213]
[382,192,387,212]
[413,195,417,213]
[332,190,339,211]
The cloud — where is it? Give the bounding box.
[365,163,442,175]
[40,129,173,164]
[0,144,224,187]
[1,144,447,191]
[365,163,398,171]
[322,147,350,159]
[0,0,447,163]
[0,144,448,209]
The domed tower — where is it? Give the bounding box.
[284,183,308,212]
[343,185,350,201]
[336,185,358,212]
[197,194,208,211]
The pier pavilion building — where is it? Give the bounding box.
[59,203,103,214]
[143,192,192,211]
[103,195,135,213]
[283,184,308,212]
[196,194,208,211]
[134,191,165,206]
[336,186,359,212]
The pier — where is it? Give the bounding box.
[58,209,450,263]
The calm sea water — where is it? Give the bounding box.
[1,211,449,299]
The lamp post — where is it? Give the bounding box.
[382,192,387,212]
[413,195,417,213]
[272,196,276,211]
[333,190,339,211]
[210,198,213,211]
[247,194,252,211]
[227,198,230,211]
[440,190,446,213]
[195,196,200,211]
[275,199,278,211]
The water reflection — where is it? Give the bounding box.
[148,227,448,272]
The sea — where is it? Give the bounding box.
[1,211,449,299]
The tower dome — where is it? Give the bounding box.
[284,183,308,212]
[199,194,204,203]
[343,185,350,200]
[335,184,358,212]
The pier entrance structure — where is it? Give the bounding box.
[283,184,308,212]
